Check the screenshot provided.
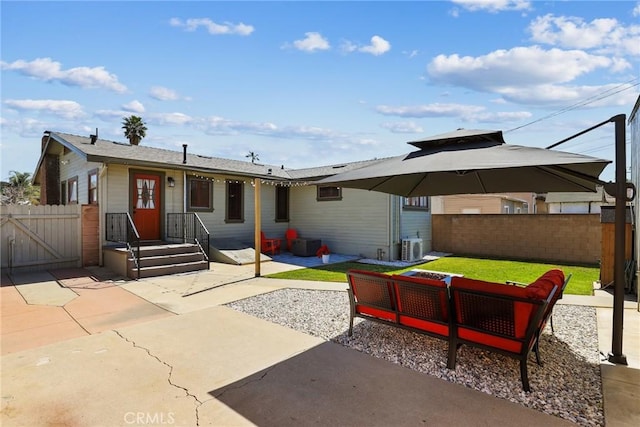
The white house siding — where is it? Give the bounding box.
[59,151,102,206]
[288,186,393,259]
[104,164,131,213]
[191,176,285,244]
[400,208,432,254]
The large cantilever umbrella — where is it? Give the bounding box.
[319,129,610,195]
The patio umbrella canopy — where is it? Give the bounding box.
[320,129,611,196]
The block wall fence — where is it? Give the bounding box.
[432,214,603,266]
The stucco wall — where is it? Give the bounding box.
[432,214,601,265]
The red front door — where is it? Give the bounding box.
[132,173,161,240]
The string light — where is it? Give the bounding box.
[186,173,311,187]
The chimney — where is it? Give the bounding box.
[182,144,187,164]
[90,128,98,144]
[42,131,51,151]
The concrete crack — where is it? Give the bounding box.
[212,367,273,399]
[114,330,202,426]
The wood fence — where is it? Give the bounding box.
[0,205,82,273]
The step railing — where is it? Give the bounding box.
[105,212,141,279]
[166,213,210,263]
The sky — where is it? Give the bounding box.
[1,0,639,183]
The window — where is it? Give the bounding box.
[226,181,244,222]
[188,177,213,211]
[60,181,67,206]
[275,186,289,222]
[504,206,510,214]
[403,196,429,210]
[317,185,342,201]
[88,169,98,204]
[68,176,78,204]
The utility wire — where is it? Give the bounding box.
[505,78,640,134]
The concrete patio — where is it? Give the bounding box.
[1,262,638,426]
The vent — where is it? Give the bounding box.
[401,238,423,262]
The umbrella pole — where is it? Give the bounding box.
[608,114,628,364]
[548,114,628,364]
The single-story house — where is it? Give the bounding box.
[33,131,432,277]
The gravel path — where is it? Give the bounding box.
[227,288,603,426]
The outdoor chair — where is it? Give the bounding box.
[285,228,298,251]
[260,231,282,255]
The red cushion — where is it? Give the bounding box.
[450,277,536,339]
[398,315,448,336]
[356,306,396,322]
[526,269,564,301]
[458,328,522,353]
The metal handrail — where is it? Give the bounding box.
[105,212,141,279]
[166,213,210,262]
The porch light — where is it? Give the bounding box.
[167,177,175,187]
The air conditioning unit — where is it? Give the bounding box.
[401,238,423,262]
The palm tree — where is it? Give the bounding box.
[246,151,260,164]
[1,171,39,205]
[122,115,147,145]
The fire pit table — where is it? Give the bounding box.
[401,269,463,285]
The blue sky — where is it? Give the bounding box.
[2,0,639,183]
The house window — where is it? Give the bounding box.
[88,169,98,204]
[317,185,342,201]
[188,177,213,212]
[226,181,244,222]
[404,196,429,210]
[276,186,289,222]
[504,206,510,214]
[68,176,78,204]
[60,181,67,206]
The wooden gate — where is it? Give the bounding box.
[0,205,82,273]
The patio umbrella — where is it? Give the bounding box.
[319,129,611,195]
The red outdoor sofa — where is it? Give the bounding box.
[346,268,569,392]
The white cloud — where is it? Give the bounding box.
[427,46,623,91]
[290,32,331,52]
[498,83,639,107]
[377,103,487,118]
[358,36,391,56]
[634,3,640,17]
[151,112,193,126]
[529,14,640,56]
[375,102,532,123]
[149,86,180,101]
[451,0,532,13]
[169,17,254,36]
[341,36,391,56]
[380,121,424,134]
[122,100,145,113]
[0,58,127,93]
[4,99,85,119]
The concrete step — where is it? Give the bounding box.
[134,243,202,258]
[130,260,209,279]
[137,252,205,268]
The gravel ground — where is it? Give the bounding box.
[227,288,603,427]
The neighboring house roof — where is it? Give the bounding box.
[545,186,613,204]
[33,131,386,184]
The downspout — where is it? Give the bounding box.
[98,164,108,266]
[183,170,187,213]
[394,195,401,260]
